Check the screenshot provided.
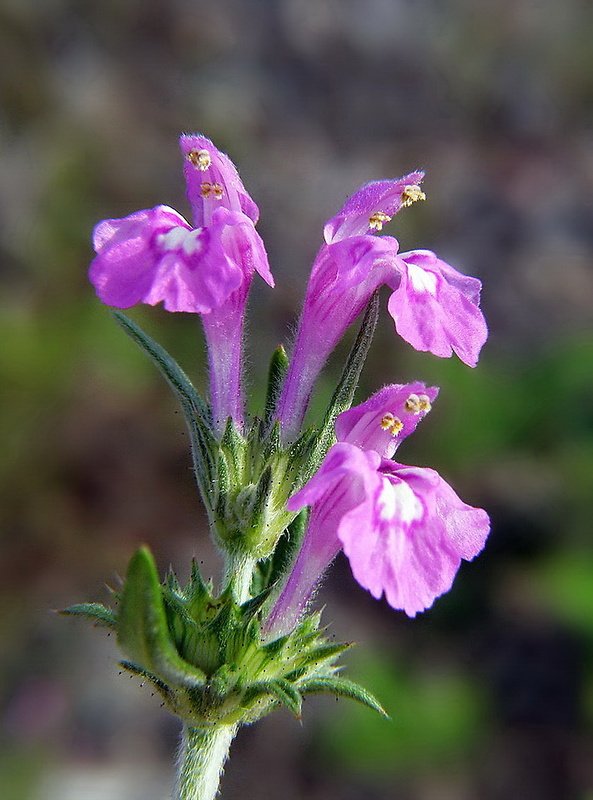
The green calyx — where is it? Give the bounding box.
[110,294,379,565]
[61,546,387,727]
[110,313,296,560]
[63,298,387,728]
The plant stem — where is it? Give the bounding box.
[176,723,239,800]
[225,552,256,604]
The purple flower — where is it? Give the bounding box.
[265,384,489,635]
[323,170,425,243]
[91,205,245,313]
[334,381,439,457]
[277,175,487,440]
[276,235,401,440]
[389,249,487,368]
[179,133,260,228]
[90,135,273,312]
[89,135,274,433]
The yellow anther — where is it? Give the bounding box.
[188,149,211,170]
[380,413,395,430]
[200,182,224,199]
[405,393,421,413]
[369,212,392,231]
[401,185,426,207]
[417,394,431,412]
[380,413,404,435]
[404,393,431,414]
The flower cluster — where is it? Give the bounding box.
[266,383,489,636]
[91,134,273,433]
[78,134,492,797]
[90,134,488,628]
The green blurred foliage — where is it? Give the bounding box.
[320,649,485,776]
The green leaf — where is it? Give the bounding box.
[59,602,117,629]
[117,546,206,689]
[118,660,171,695]
[112,311,209,421]
[165,570,181,593]
[111,311,217,499]
[285,641,352,681]
[220,417,247,479]
[263,346,290,428]
[250,679,302,718]
[267,509,307,587]
[247,464,273,522]
[260,419,282,461]
[299,676,389,718]
[185,559,214,610]
[239,586,273,622]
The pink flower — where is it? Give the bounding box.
[323,170,425,243]
[90,204,253,313]
[90,135,273,313]
[179,133,260,228]
[265,384,489,635]
[89,135,274,434]
[389,249,487,368]
[276,234,400,440]
[277,176,487,440]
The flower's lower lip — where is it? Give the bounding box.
[157,225,204,255]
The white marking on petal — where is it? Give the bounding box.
[377,477,423,525]
[158,226,189,251]
[182,229,204,256]
[157,226,203,256]
[407,263,437,295]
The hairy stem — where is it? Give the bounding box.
[176,724,239,800]
[224,552,256,604]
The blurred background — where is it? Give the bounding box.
[1,0,593,798]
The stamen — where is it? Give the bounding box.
[401,185,426,207]
[404,393,431,414]
[369,212,391,231]
[417,394,432,412]
[188,149,211,170]
[200,182,224,199]
[380,413,404,435]
[380,413,395,430]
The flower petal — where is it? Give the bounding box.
[89,204,249,314]
[338,462,489,616]
[335,382,439,458]
[324,171,425,243]
[220,208,274,287]
[89,205,191,308]
[387,250,488,367]
[277,236,400,439]
[180,133,259,227]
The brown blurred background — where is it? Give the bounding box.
[1,1,593,798]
